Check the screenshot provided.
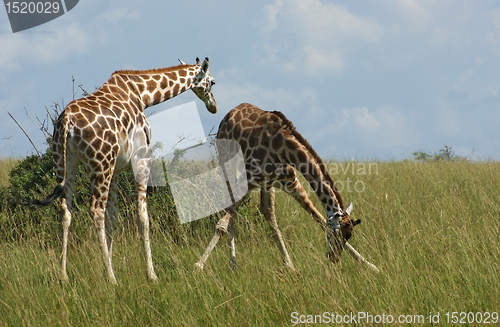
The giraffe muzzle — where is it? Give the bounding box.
[206,98,218,114]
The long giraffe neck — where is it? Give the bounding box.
[288,141,343,218]
[101,64,202,111]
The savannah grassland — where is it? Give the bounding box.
[0,158,499,326]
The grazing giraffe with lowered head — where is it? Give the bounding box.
[196,103,379,272]
[28,58,217,283]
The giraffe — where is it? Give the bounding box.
[27,57,217,284]
[195,103,379,272]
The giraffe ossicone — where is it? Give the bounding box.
[25,57,218,283]
[196,103,379,273]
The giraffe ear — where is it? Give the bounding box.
[346,202,353,215]
[201,57,210,73]
[178,59,186,65]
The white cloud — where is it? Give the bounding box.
[0,23,90,75]
[342,107,381,130]
[308,105,418,156]
[302,46,343,76]
[257,0,383,76]
[99,7,140,24]
[215,68,306,111]
[487,7,500,46]
[393,0,431,24]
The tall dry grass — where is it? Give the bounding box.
[0,160,498,326]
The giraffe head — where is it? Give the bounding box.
[325,202,362,263]
[191,57,217,114]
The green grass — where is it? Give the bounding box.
[0,160,499,326]
[0,158,18,188]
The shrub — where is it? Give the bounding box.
[412,145,468,162]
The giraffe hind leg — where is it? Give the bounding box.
[59,155,79,282]
[60,197,71,282]
[89,173,117,284]
[195,207,236,270]
[134,158,158,282]
[261,186,296,271]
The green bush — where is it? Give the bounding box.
[412,144,468,162]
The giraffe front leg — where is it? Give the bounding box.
[284,177,326,224]
[195,210,232,270]
[228,215,237,270]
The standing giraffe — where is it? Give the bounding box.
[27,58,217,283]
[196,103,379,272]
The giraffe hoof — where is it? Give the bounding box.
[285,262,296,272]
[60,273,69,283]
[105,272,118,285]
[216,226,228,235]
[215,219,230,234]
[148,273,159,282]
[194,262,204,271]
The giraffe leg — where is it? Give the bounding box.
[261,186,296,271]
[228,214,237,270]
[195,206,237,270]
[105,174,120,258]
[90,173,117,284]
[134,158,158,282]
[283,177,326,224]
[59,156,79,282]
[284,177,352,263]
[60,197,71,282]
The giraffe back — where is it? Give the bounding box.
[217,103,344,209]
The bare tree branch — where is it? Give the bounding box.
[8,112,41,158]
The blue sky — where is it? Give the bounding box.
[1,0,499,160]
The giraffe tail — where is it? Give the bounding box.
[21,112,70,207]
[23,184,65,207]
